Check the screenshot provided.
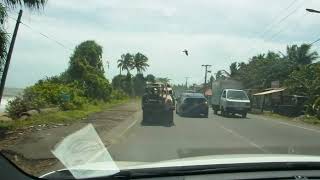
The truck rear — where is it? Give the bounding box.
[142,83,175,126]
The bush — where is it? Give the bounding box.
[111,89,128,100]
[6,81,88,118]
[313,97,320,119]
[6,97,29,119]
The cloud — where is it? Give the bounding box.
[4,0,320,87]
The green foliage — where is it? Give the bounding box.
[0,0,47,75]
[6,80,88,119]
[66,41,112,101]
[229,62,238,77]
[286,44,318,65]
[133,74,146,96]
[156,77,170,84]
[313,97,320,119]
[112,74,132,95]
[6,97,28,119]
[117,53,134,75]
[285,63,320,116]
[0,3,8,72]
[2,99,129,130]
[3,0,47,9]
[233,51,292,88]
[68,40,104,79]
[215,70,227,80]
[133,52,149,74]
[145,74,155,83]
[117,52,149,75]
[111,89,129,100]
[225,43,319,118]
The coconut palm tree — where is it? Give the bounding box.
[133,52,149,74]
[286,44,318,65]
[117,53,133,75]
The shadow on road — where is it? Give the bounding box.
[141,120,174,127]
[140,115,175,127]
[177,113,208,119]
[214,113,249,119]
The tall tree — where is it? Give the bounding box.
[286,44,318,65]
[117,58,124,75]
[145,74,155,83]
[156,77,170,84]
[133,52,149,74]
[215,70,227,80]
[229,62,238,77]
[66,40,111,100]
[117,53,133,75]
[68,40,104,79]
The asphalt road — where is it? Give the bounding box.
[109,110,320,163]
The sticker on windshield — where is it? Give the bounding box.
[51,124,120,179]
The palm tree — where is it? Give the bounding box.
[133,52,149,74]
[2,0,47,8]
[286,44,318,65]
[117,58,124,75]
[117,53,133,75]
[156,77,170,84]
[229,62,238,77]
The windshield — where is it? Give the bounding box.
[227,90,249,100]
[1,0,320,179]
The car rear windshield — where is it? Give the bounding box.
[184,98,206,104]
[227,90,248,100]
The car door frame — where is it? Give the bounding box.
[220,89,227,109]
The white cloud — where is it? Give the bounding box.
[4,0,320,87]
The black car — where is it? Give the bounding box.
[176,93,209,117]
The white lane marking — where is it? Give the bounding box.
[117,113,140,138]
[253,115,320,134]
[217,122,270,153]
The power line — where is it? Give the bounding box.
[241,0,303,59]
[7,15,73,52]
[259,0,300,38]
[267,10,307,42]
[309,38,320,45]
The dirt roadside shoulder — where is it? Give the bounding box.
[0,100,141,175]
[249,113,320,131]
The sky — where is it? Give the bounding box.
[4,0,320,88]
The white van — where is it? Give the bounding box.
[220,89,251,118]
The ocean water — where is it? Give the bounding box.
[0,96,14,112]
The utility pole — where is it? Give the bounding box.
[0,10,23,104]
[185,77,191,88]
[201,64,212,88]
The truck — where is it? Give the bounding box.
[142,82,175,126]
[211,80,251,118]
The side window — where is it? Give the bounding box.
[222,90,226,98]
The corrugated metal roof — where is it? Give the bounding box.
[253,88,286,96]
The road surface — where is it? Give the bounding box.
[109,110,320,163]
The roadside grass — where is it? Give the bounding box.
[0,98,130,130]
[298,116,320,125]
[250,110,320,126]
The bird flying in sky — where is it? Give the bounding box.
[183,49,189,56]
